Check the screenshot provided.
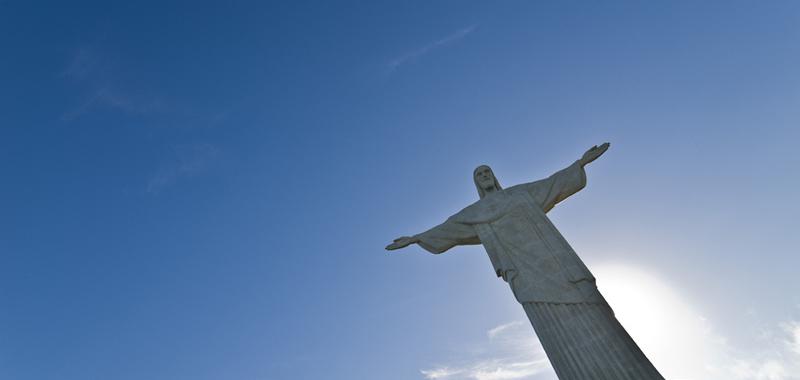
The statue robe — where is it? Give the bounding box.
[415,161,664,380]
[416,160,600,304]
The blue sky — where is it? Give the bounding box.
[2,1,800,379]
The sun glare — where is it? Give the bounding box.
[593,264,719,380]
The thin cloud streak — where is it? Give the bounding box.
[388,25,477,72]
[61,87,164,121]
[60,47,165,120]
[420,320,552,380]
[421,367,465,379]
[487,321,525,340]
[147,143,219,194]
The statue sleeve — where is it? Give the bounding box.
[416,218,480,254]
[525,160,587,213]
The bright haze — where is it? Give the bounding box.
[1,1,799,380]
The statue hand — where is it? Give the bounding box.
[580,142,610,166]
[385,236,419,251]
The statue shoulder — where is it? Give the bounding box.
[449,198,483,222]
[450,192,517,224]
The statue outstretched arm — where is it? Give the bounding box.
[386,218,479,254]
[522,143,609,212]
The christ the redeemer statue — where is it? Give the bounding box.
[386,143,664,380]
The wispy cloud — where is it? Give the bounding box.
[420,320,552,380]
[730,359,789,380]
[421,367,465,379]
[61,47,164,120]
[388,25,477,72]
[61,87,164,121]
[487,321,525,340]
[783,320,800,356]
[686,315,800,380]
[147,143,219,194]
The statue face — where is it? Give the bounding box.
[474,165,496,191]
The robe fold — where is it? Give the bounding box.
[414,161,664,379]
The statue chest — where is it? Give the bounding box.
[454,190,534,225]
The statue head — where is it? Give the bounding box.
[474,165,502,199]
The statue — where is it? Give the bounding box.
[386,143,665,380]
